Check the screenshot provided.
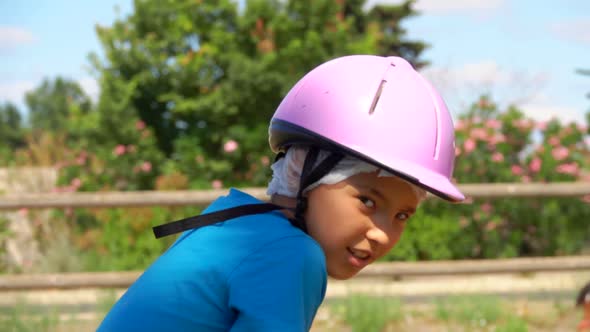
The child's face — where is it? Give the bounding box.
[305,171,421,280]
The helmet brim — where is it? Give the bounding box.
[270,119,465,202]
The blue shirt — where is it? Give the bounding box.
[98,189,327,331]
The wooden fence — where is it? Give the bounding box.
[0,255,589,291]
[0,182,588,291]
[0,182,589,210]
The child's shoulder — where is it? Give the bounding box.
[169,188,323,265]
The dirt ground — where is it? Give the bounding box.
[2,270,588,331]
[310,300,583,331]
[28,299,581,332]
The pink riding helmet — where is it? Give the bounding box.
[269,55,465,202]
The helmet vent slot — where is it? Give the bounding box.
[369,79,387,115]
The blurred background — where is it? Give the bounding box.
[1,0,589,331]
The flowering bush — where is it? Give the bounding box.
[57,120,164,192]
[4,95,589,272]
[384,96,590,261]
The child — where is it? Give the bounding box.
[97,55,464,331]
[578,280,590,331]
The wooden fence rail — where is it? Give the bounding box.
[0,182,589,210]
[1,255,589,291]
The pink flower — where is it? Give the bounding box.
[485,119,501,129]
[529,157,542,173]
[471,128,488,140]
[76,155,86,165]
[71,178,82,189]
[514,119,531,130]
[211,179,223,189]
[463,139,476,153]
[260,156,270,166]
[136,120,146,130]
[556,162,579,175]
[481,203,493,213]
[582,195,590,204]
[485,221,497,231]
[536,121,547,131]
[511,165,523,176]
[521,175,531,183]
[455,120,466,131]
[224,140,238,153]
[491,152,504,163]
[18,208,29,217]
[548,136,560,146]
[489,133,506,145]
[551,146,569,161]
[455,146,461,156]
[140,161,152,172]
[113,144,126,156]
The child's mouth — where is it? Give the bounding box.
[346,247,372,269]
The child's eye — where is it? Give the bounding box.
[395,212,410,221]
[359,196,376,208]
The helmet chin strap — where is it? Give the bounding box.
[290,147,344,233]
[151,147,343,239]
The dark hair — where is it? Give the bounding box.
[577,280,590,306]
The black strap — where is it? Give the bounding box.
[152,203,283,238]
[291,148,344,233]
[300,152,344,190]
[153,149,345,239]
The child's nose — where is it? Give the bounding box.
[365,224,390,247]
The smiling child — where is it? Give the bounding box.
[98,55,464,331]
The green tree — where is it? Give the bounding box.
[25,77,92,132]
[0,102,27,165]
[368,0,429,68]
[0,102,25,148]
[89,0,427,188]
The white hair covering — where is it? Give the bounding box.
[267,146,427,200]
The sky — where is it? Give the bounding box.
[1,0,589,125]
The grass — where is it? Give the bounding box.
[324,294,580,332]
[435,295,504,328]
[0,289,120,332]
[0,301,59,332]
[330,294,404,331]
[0,293,581,332]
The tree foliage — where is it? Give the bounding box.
[88,0,427,188]
[3,1,588,271]
[25,77,91,132]
[0,102,25,148]
[0,102,26,164]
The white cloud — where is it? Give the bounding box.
[78,77,100,102]
[519,102,586,125]
[550,19,590,44]
[0,80,36,106]
[451,60,510,84]
[414,0,505,14]
[364,0,505,14]
[420,61,548,108]
[415,61,589,124]
[0,27,35,51]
